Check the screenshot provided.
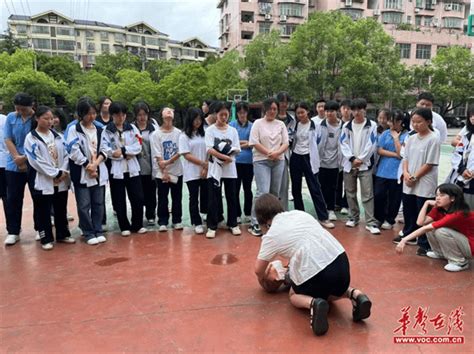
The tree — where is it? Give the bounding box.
[156,63,209,107]
[206,50,246,100]
[93,51,141,80]
[0,68,66,109]
[145,59,178,83]
[428,46,474,116]
[37,55,82,85]
[0,30,22,55]
[106,69,159,108]
[243,30,291,101]
[0,49,35,74]
[66,71,111,107]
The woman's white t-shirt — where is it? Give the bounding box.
[179,133,207,182]
[205,124,240,179]
[257,210,345,286]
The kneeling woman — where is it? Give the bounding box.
[25,106,75,250]
[396,183,473,272]
[254,194,371,336]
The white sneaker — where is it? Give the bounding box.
[237,217,242,224]
[444,263,469,272]
[340,207,349,215]
[96,235,107,243]
[320,220,335,229]
[345,220,358,228]
[231,226,241,236]
[206,229,216,239]
[398,230,404,237]
[147,219,156,226]
[194,225,205,234]
[217,221,227,229]
[137,227,148,234]
[4,234,19,245]
[158,225,168,232]
[381,222,393,230]
[58,237,76,244]
[365,225,381,235]
[173,223,184,230]
[35,231,41,241]
[41,242,54,250]
[87,237,99,245]
[121,230,131,237]
[328,211,337,221]
[426,251,443,259]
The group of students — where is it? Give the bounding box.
[1,90,473,336]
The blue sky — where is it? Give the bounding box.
[0,0,221,46]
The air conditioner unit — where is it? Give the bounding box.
[345,0,353,7]
[280,15,287,22]
[444,4,452,11]
[373,9,381,16]
[265,14,272,20]
[415,8,420,13]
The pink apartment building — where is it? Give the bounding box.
[218,0,473,66]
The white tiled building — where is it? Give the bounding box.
[7,10,219,69]
[218,0,473,66]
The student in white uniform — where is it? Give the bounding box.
[254,194,372,336]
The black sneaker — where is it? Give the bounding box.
[416,247,428,257]
[392,235,403,244]
[310,298,329,336]
[249,224,262,237]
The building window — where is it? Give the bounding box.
[76,42,81,50]
[425,0,435,10]
[415,0,423,7]
[114,33,124,43]
[171,48,181,57]
[57,40,75,51]
[415,15,422,26]
[259,22,271,34]
[384,0,402,10]
[397,43,411,59]
[406,16,412,24]
[340,8,364,20]
[258,2,272,14]
[101,44,110,53]
[182,48,196,57]
[86,30,94,38]
[447,3,463,12]
[382,12,403,24]
[100,31,109,41]
[443,17,463,29]
[416,44,431,59]
[126,34,141,43]
[241,31,253,40]
[145,37,160,46]
[241,11,254,23]
[87,42,95,53]
[56,27,74,36]
[159,39,167,47]
[32,25,50,34]
[279,3,304,17]
[16,25,28,34]
[32,38,51,49]
[423,16,433,26]
[280,24,297,37]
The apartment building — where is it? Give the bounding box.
[7,10,219,69]
[218,0,473,66]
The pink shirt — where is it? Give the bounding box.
[249,118,289,162]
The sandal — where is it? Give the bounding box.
[350,288,372,322]
[310,298,329,336]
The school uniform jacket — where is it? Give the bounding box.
[448,129,473,187]
[291,120,320,175]
[101,122,142,179]
[66,122,109,188]
[316,119,343,169]
[340,118,378,173]
[24,129,70,195]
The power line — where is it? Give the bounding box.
[3,0,11,16]
[8,0,17,15]
[18,0,27,16]
[24,0,32,16]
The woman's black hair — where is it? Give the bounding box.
[391,108,409,132]
[97,96,112,112]
[52,108,69,132]
[184,107,204,138]
[466,104,474,134]
[133,101,151,120]
[378,108,392,120]
[276,91,291,103]
[76,97,97,120]
[411,108,433,131]
[350,98,367,110]
[109,102,128,116]
[262,98,279,114]
[325,100,340,111]
[294,101,310,112]
[236,101,249,113]
[31,105,52,131]
[436,183,471,216]
[212,101,230,114]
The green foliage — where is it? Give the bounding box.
[93,52,141,79]
[0,49,35,74]
[0,68,66,109]
[66,71,111,107]
[206,50,245,100]
[106,69,159,108]
[37,55,82,85]
[0,31,22,55]
[145,59,178,83]
[156,63,209,107]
